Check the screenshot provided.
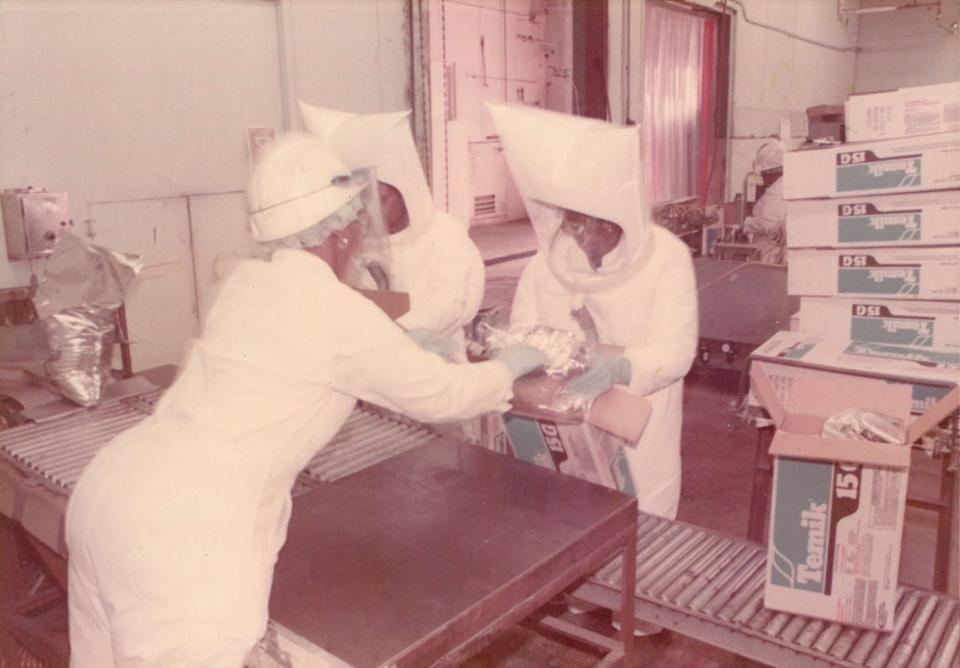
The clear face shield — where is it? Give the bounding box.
[330,168,392,290]
[551,208,625,273]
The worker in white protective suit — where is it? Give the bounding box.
[488,104,698,522]
[65,134,546,668]
[299,102,486,360]
[742,139,787,265]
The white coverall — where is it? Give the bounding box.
[742,177,786,264]
[489,103,698,519]
[66,249,514,667]
[743,140,787,265]
[300,103,486,348]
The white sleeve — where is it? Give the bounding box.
[396,225,486,334]
[743,189,785,235]
[621,244,698,397]
[331,328,514,422]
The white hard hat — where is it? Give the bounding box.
[247,133,363,242]
[756,140,787,172]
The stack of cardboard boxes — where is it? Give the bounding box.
[750,82,960,630]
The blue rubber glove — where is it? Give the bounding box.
[405,329,459,361]
[564,355,632,403]
[493,344,548,379]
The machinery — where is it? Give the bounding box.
[694,258,799,371]
[1,188,71,260]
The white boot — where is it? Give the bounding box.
[611,614,663,637]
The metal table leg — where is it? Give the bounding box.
[619,518,637,665]
[746,426,774,543]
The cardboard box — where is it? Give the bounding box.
[783,131,960,199]
[483,414,640,494]
[477,373,652,495]
[750,329,959,386]
[845,83,960,143]
[745,357,953,417]
[787,247,960,300]
[509,371,651,443]
[807,104,845,143]
[798,297,960,355]
[750,365,958,629]
[785,190,960,248]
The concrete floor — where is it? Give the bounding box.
[461,220,946,667]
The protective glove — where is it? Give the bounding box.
[563,354,631,403]
[405,328,460,361]
[494,344,549,379]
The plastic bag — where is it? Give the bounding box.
[484,324,598,418]
[822,408,905,445]
[484,324,588,377]
[42,306,117,407]
[33,233,141,406]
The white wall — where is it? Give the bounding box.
[725,0,859,199]
[854,2,960,92]
[0,0,410,370]
[290,0,409,115]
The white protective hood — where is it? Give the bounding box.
[299,102,435,247]
[487,103,652,292]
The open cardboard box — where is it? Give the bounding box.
[478,346,653,496]
[752,363,958,628]
[510,358,652,444]
[749,364,958,469]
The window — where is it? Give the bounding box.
[643,1,728,204]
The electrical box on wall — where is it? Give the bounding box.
[1,188,71,260]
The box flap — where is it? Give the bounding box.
[585,388,651,443]
[357,289,410,321]
[770,432,911,468]
[749,365,787,426]
[906,385,960,444]
[789,375,912,423]
[780,413,825,436]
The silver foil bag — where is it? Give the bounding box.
[42,306,117,407]
[822,408,905,445]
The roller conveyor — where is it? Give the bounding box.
[0,399,435,495]
[299,405,439,486]
[0,398,440,558]
[573,514,960,668]
[0,393,160,492]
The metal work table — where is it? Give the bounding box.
[270,437,639,668]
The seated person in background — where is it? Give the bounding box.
[743,139,787,265]
[66,133,546,668]
[489,103,698,523]
[300,103,486,360]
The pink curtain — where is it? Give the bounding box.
[643,3,710,204]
